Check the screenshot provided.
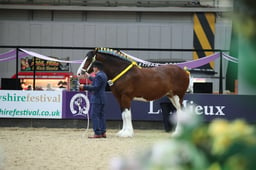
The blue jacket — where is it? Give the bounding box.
[84,71,108,104]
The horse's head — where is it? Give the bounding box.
[77,50,97,75]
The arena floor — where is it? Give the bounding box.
[0,127,170,170]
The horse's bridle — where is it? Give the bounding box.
[81,54,96,74]
[81,51,140,87]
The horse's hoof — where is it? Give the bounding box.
[116,130,134,137]
[116,130,124,136]
[118,134,133,137]
[171,129,182,137]
[171,132,180,137]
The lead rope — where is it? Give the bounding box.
[85,77,90,132]
[85,55,96,132]
[82,55,96,135]
[82,74,90,138]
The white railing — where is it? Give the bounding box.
[0,0,233,8]
[200,0,233,8]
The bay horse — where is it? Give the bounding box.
[77,48,189,137]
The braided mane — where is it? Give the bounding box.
[95,48,134,63]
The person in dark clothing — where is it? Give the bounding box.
[79,61,108,138]
[159,96,177,132]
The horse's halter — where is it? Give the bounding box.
[107,61,137,86]
[85,55,96,73]
[77,54,96,75]
[77,48,140,86]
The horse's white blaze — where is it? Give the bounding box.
[117,108,134,137]
[77,57,87,75]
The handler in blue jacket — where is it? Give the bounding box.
[80,61,108,138]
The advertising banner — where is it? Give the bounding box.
[63,92,256,123]
[62,92,164,121]
[1,90,255,122]
[62,91,91,119]
[0,90,62,119]
[21,57,70,72]
[183,94,256,122]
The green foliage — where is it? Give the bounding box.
[111,112,256,170]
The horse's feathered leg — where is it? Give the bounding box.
[117,111,126,134]
[168,95,182,137]
[117,108,134,137]
[116,95,134,137]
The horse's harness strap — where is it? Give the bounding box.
[85,55,96,72]
[108,61,137,86]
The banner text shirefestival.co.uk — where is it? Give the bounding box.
[0,93,61,103]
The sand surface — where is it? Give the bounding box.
[0,128,170,170]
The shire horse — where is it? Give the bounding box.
[77,48,189,137]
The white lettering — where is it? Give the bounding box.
[195,105,204,115]
[182,100,226,116]
[215,106,226,115]
[148,100,226,116]
[204,106,215,115]
[148,101,161,114]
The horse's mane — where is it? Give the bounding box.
[95,48,134,63]
[95,47,162,68]
[94,47,181,68]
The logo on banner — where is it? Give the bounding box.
[70,93,90,117]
